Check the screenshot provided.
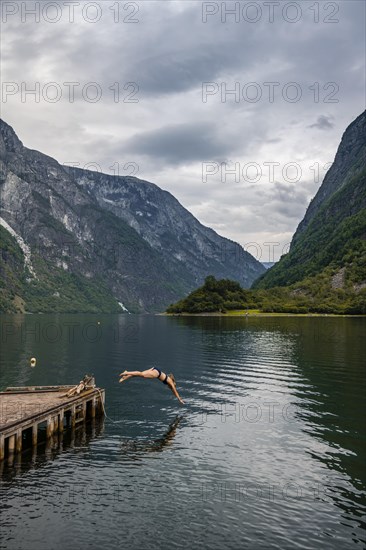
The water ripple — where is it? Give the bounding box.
[0,314,365,549]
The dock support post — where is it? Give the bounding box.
[16,430,22,453]
[59,410,64,432]
[91,397,96,418]
[32,424,38,446]
[98,392,105,416]
[71,405,76,428]
[53,415,59,432]
[0,434,4,461]
[47,417,53,438]
[8,435,15,454]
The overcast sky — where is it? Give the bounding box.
[1,0,365,261]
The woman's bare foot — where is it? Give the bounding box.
[119,370,128,383]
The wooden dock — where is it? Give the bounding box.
[0,384,105,461]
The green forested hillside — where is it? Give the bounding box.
[166,275,366,315]
[0,225,26,312]
[0,225,122,313]
[250,111,366,305]
[167,276,253,314]
[167,113,366,316]
[253,168,366,290]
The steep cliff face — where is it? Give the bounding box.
[253,110,366,291]
[0,119,264,313]
[293,110,366,242]
[68,167,263,289]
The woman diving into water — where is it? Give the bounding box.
[119,367,185,405]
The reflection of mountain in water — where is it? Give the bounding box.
[287,319,366,534]
[174,315,366,535]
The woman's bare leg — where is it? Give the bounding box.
[119,370,142,383]
[119,368,158,383]
[120,370,143,377]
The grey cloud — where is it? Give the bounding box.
[123,122,233,166]
[308,115,335,130]
[128,48,238,96]
[103,0,365,100]
[1,0,364,261]
[253,182,310,222]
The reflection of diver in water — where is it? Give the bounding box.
[120,416,183,457]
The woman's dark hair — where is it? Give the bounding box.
[168,373,176,386]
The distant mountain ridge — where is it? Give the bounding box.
[0,119,264,313]
[253,110,366,293]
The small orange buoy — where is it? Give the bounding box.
[30,357,36,367]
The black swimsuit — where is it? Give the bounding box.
[153,367,168,385]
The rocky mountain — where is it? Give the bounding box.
[0,119,265,313]
[253,110,366,292]
[293,111,366,242]
[66,166,263,289]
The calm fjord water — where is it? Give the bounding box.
[0,314,365,550]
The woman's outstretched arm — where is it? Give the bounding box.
[168,381,185,405]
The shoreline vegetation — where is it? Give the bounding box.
[166,276,366,316]
[163,311,365,317]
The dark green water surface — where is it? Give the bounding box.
[0,314,365,549]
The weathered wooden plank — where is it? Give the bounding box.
[0,388,103,432]
[3,386,75,393]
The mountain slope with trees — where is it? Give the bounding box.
[253,110,366,297]
[167,111,366,315]
[167,275,366,315]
